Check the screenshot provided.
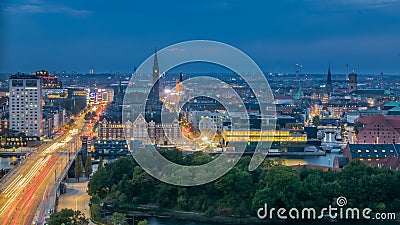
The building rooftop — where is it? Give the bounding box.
[9,74,40,79]
[347,144,399,159]
[354,89,387,95]
[385,101,399,107]
[357,114,400,129]
[389,106,400,112]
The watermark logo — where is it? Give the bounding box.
[336,196,347,207]
[122,40,276,186]
[257,197,396,221]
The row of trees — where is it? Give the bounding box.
[63,97,87,115]
[88,150,400,219]
[74,154,93,182]
[84,111,97,121]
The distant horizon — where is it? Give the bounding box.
[0,69,398,76]
[2,1,400,74]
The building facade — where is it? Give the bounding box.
[9,74,42,137]
[356,114,400,144]
[348,72,357,93]
[343,144,400,169]
[98,114,182,146]
[186,110,230,133]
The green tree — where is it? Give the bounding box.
[93,121,100,132]
[312,115,320,126]
[253,166,302,210]
[354,121,364,134]
[111,212,127,225]
[75,155,84,182]
[48,208,89,225]
[90,203,101,221]
[84,155,93,178]
[138,220,148,225]
[97,157,104,171]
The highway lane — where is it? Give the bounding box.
[0,116,88,224]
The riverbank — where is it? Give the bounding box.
[102,205,268,224]
[106,206,400,224]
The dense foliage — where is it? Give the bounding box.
[48,208,89,225]
[74,155,84,182]
[63,97,87,115]
[88,151,400,219]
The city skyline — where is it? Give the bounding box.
[2,1,400,224]
[1,0,400,74]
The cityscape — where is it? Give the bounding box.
[1,0,400,225]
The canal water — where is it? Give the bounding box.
[277,151,342,167]
[135,217,397,225]
[135,217,218,225]
[0,157,16,170]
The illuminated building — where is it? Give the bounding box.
[94,140,129,156]
[89,88,114,104]
[43,89,68,99]
[186,110,230,133]
[325,101,368,118]
[36,70,62,89]
[343,144,400,169]
[98,118,124,140]
[9,73,42,137]
[176,72,183,101]
[222,128,307,152]
[222,129,307,142]
[99,114,182,146]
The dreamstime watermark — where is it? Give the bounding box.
[122,40,276,186]
[257,197,396,221]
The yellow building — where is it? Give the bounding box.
[222,129,307,142]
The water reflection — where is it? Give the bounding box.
[272,151,342,168]
[0,157,17,169]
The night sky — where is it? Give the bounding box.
[1,0,400,74]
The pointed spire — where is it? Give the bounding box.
[327,65,332,82]
[153,49,159,83]
[179,72,183,83]
[326,65,333,94]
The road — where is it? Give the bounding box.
[0,116,90,225]
[57,178,94,224]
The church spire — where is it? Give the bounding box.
[326,65,333,94]
[327,65,332,83]
[153,49,160,83]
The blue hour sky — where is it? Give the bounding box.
[1,0,400,74]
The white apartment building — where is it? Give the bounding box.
[9,74,42,137]
[186,110,230,133]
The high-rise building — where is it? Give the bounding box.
[348,72,357,93]
[326,66,333,94]
[9,73,42,137]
